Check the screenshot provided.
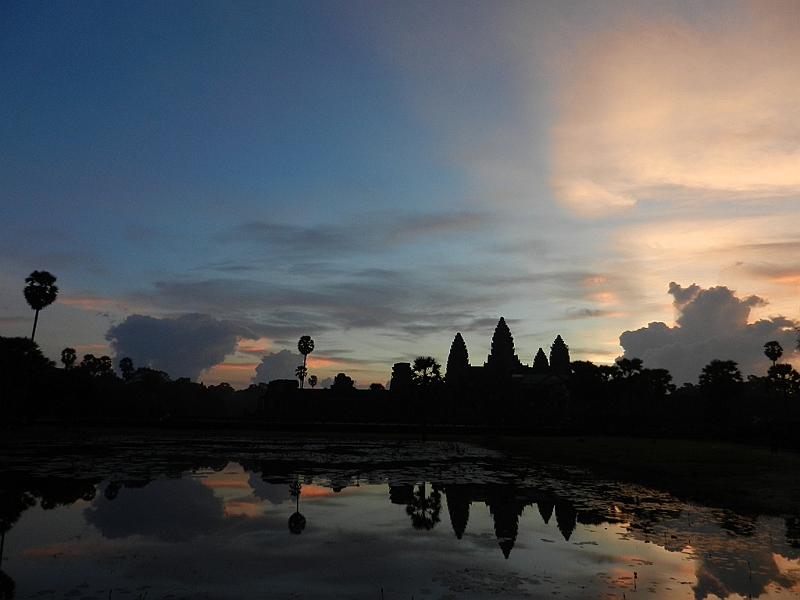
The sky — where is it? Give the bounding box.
[2,0,799,387]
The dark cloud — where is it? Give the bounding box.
[565,308,611,320]
[620,283,798,385]
[137,270,505,341]
[215,211,488,259]
[248,473,292,505]
[252,349,303,384]
[106,313,257,380]
[85,478,226,542]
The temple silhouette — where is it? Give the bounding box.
[391,317,572,424]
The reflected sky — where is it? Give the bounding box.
[3,460,798,599]
[1,437,799,599]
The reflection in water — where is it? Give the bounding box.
[288,476,306,534]
[406,483,442,531]
[0,436,798,598]
[85,478,226,542]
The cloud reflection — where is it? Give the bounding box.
[85,478,227,542]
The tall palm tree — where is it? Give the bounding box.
[23,271,58,343]
[297,336,314,388]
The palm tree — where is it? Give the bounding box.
[60,347,77,370]
[308,375,318,389]
[698,359,743,421]
[764,341,783,367]
[405,482,442,531]
[23,271,58,343]
[412,356,442,387]
[295,365,307,387]
[288,476,306,534]
[297,336,314,388]
[412,356,442,438]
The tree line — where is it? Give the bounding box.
[3,270,799,436]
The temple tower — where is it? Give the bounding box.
[532,348,550,374]
[549,335,571,376]
[445,332,470,388]
[485,317,523,376]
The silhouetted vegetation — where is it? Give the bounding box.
[297,335,314,389]
[1,314,798,449]
[23,271,58,343]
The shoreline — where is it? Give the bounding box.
[3,424,799,517]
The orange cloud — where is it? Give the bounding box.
[208,363,260,372]
[551,3,800,215]
[305,355,343,369]
[224,500,261,518]
[298,484,338,499]
[236,337,272,356]
[200,362,256,388]
[60,295,146,314]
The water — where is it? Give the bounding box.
[1,434,798,599]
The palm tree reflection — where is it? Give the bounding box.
[288,476,306,534]
[406,483,442,531]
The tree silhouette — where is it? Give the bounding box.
[369,382,385,391]
[23,271,58,342]
[330,372,355,393]
[616,357,644,409]
[616,357,643,378]
[288,477,306,534]
[412,356,442,387]
[699,359,743,420]
[699,359,742,389]
[412,357,442,436]
[80,354,114,377]
[598,364,619,383]
[308,374,318,389]
[119,357,135,381]
[61,347,77,369]
[642,368,675,397]
[764,341,783,367]
[295,365,307,386]
[405,482,442,530]
[297,336,314,388]
[767,363,800,415]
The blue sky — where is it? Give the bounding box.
[3,1,799,387]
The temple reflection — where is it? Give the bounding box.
[1,438,798,599]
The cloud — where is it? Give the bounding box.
[252,349,303,384]
[248,473,292,505]
[550,3,800,215]
[214,211,488,260]
[619,282,798,384]
[106,313,257,381]
[85,478,226,542]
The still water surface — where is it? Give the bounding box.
[1,435,798,599]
